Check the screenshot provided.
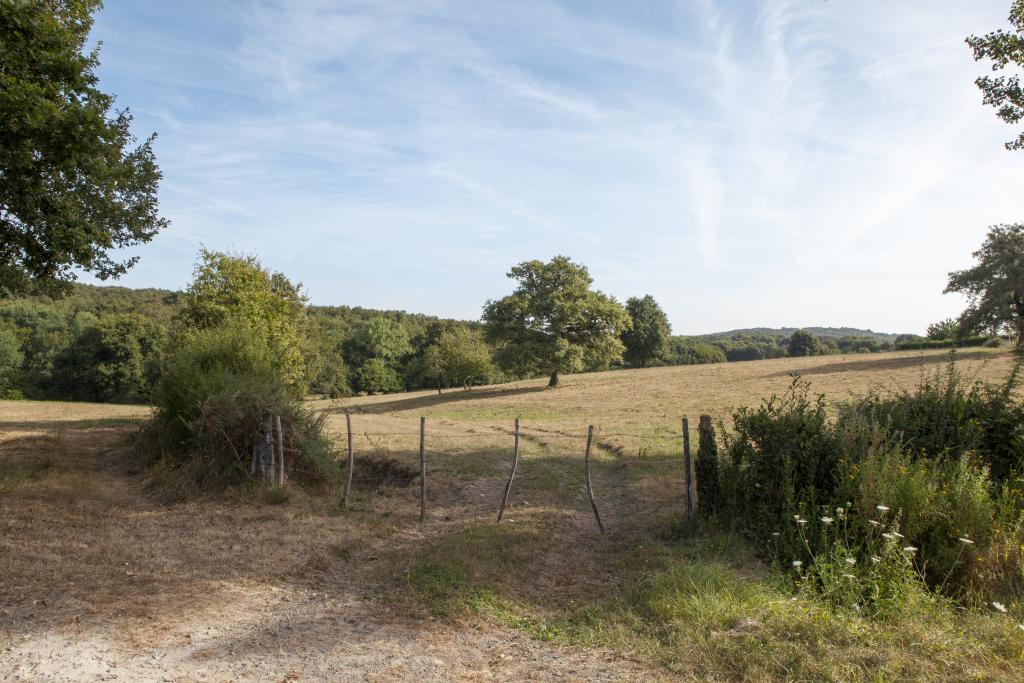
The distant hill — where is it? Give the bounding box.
[697,327,907,343]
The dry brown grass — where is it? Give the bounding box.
[1,348,1022,681]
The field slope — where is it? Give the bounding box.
[2,348,1022,681]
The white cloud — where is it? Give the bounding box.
[88,0,1024,333]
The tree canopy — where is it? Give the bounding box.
[420,327,495,389]
[788,330,822,357]
[967,0,1024,150]
[177,249,308,387]
[482,256,629,387]
[945,224,1024,344]
[926,318,960,341]
[621,295,671,367]
[0,0,167,295]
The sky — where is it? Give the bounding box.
[84,0,1024,335]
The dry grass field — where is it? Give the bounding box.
[2,348,1023,681]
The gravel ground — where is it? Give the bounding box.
[2,587,658,682]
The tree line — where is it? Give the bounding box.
[0,249,992,404]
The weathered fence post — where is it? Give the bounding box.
[274,414,285,486]
[419,416,427,523]
[343,412,354,508]
[497,418,521,522]
[696,414,719,514]
[682,417,693,520]
[584,425,605,534]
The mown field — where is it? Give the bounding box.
[2,348,1023,681]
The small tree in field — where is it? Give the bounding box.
[177,249,307,389]
[421,327,495,389]
[926,318,960,341]
[621,295,671,367]
[483,256,629,387]
[788,330,822,357]
[946,224,1024,344]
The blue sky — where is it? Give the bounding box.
[85,0,1023,334]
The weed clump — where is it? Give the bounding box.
[139,323,337,490]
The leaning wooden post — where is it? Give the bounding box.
[497,418,521,522]
[264,413,274,482]
[419,416,427,523]
[584,425,605,534]
[274,414,285,487]
[682,417,693,521]
[343,412,354,508]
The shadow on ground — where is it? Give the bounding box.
[329,385,550,415]
[767,350,1006,378]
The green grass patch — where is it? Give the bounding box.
[399,523,1024,680]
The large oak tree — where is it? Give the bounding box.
[483,256,629,387]
[967,0,1024,150]
[945,224,1024,344]
[1,0,167,295]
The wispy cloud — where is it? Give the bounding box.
[88,0,1024,333]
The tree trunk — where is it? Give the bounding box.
[1014,292,1024,347]
[548,370,559,387]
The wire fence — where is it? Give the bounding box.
[332,413,716,534]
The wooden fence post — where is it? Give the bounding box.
[343,412,354,508]
[682,417,692,521]
[497,418,521,522]
[696,414,719,514]
[584,425,605,534]
[419,416,427,523]
[274,415,285,487]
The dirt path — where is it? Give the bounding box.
[0,423,664,682]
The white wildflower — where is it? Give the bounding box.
[871,556,881,564]
[882,533,896,540]
[868,520,881,526]
[820,516,834,525]
[842,573,856,579]
[797,519,808,525]
[845,557,856,565]
[992,602,1008,613]
[876,505,889,512]
[903,546,918,553]
[893,532,905,539]
[792,560,803,568]
[771,532,780,537]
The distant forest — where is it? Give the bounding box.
[0,283,974,403]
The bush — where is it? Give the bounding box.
[846,359,1024,482]
[143,324,337,488]
[710,362,1024,602]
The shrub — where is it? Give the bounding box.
[846,359,1024,482]
[143,323,337,488]
[719,377,839,543]
[711,362,1024,601]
